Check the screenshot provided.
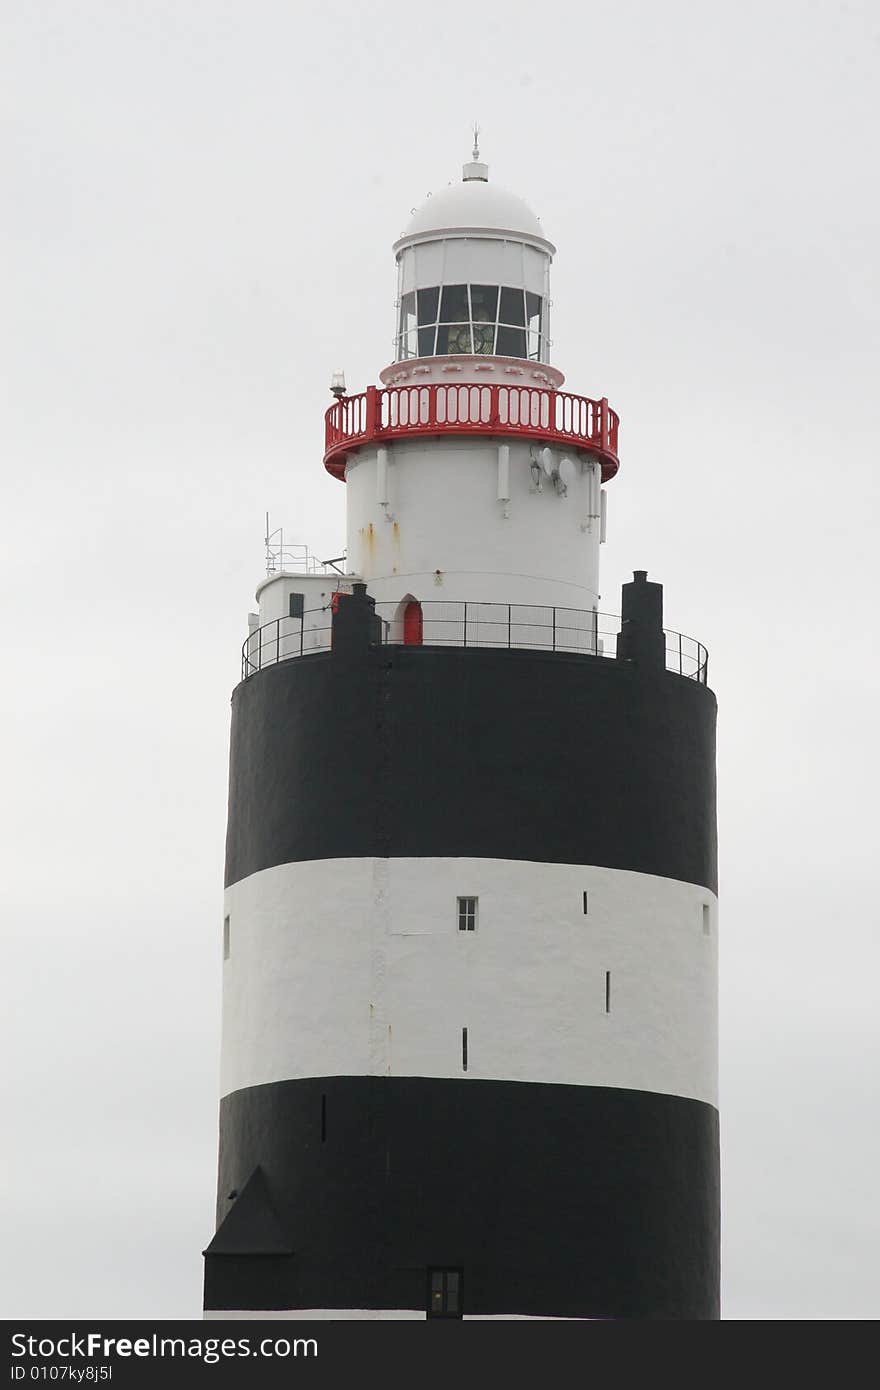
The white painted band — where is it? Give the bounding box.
[220,858,718,1106]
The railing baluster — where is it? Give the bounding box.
[365,384,377,441]
[463,601,468,648]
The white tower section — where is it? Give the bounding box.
[341,154,608,615]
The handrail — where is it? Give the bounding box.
[324,382,620,482]
[241,600,707,684]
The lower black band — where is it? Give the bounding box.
[205,1077,719,1320]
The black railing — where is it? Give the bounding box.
[241,608,332,678]
[241,600,708,684]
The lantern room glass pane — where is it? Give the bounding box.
[417,286,440,324]
[439,284,469,322]
[437,323,472,354]
[471,322,495,354]
[470,285,498,322]
[397,293,417,358]
[398,292,416,336]
[418,325,437,356]
[497,325,527,357]
[526,291,542,335]
[499,287,526,326]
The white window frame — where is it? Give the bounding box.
[457,896,478,932]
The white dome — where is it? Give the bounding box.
[395,169,554,252]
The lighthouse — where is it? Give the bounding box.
[203,146,720,1321]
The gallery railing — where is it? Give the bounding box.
[241,600,708,684]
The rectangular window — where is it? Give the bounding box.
[605,970,612,1013]
[436,323,472,354]
[526,295,542,358]
[288,592,304,619]
[470,284,499,322]
[398,292,417,358]
[583,891,589,915]
[702,904,711,936]
[462,1027,468,1072]
[439,283,469,322]
[417,286,440,324]
[223,915,230,960]
[496,324,527,357]
[398,291,416,335]
[525,290,543,334]
[427,1267,463,1319]
[499,286,526,325]
[457,896,477,931]
[471,319,496,354]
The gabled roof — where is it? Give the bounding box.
[203,1166,293,1256]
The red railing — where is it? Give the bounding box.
[324,382,620,481]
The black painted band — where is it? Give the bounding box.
[224,647,717,891]
[205,1076,720,1320]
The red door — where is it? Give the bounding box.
[403,600,423,646]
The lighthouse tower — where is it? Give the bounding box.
[204,147,720,1321]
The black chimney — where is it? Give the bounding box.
[616,570,665,672]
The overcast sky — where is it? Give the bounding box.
[2,0,878,1320]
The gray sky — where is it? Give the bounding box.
[2,0,878,1320]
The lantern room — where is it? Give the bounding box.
[391,145,555,367]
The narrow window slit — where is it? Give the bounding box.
[462,1027,468,1072]
[605,971,612,1013]
[223,915,230,960]
[583,891,589,914]
[702,904,711,936]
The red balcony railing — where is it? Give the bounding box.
[324,383,620,480]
